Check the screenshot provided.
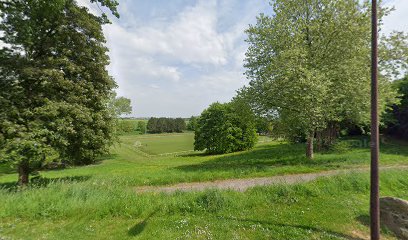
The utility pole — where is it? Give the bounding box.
[370,0,380,239]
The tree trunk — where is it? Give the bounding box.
[18,162,30,186]
[306,132,314,160]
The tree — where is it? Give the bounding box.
[110,93,132,117]
[187,116,198,131]
[385,76,408,139]
[0,0,119,185]
[194,102,257,154]
[242,0,403,159]
[137,121,147,134]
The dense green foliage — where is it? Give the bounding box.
[386,76,408,140]
[147,117,186,133]
[137,120,147,134]
[116,119,137,133]
[110,93,132,117]
[194,102,257,154]
[186,116,198,131]
[241,0,406,158]
[0,0,118,184]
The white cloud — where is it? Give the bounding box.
[103,0,230,66]
[383,0,408,34]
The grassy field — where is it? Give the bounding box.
[120,132,195,155]
[0,133,407,239]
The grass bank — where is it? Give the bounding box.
[0,170,406,239]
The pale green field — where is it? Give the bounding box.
[120,132,195,155]
[120,133,273,156]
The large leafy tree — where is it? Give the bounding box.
[0,0,119,185]
[194,101,257,154]
[242,0,405,159]
[386,76,408,139]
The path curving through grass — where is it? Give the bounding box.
[135,165,408,193]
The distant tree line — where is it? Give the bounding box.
[117,120,146,134]
[147,118,186,133]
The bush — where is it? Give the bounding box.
[116,119,136,133]
[194,101,257,154]
[137,121,147,134]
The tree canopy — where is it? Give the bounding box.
[0,0,119,184]
[386,75,408,140]
[110,93,132,117]
[241,0,406,158]
[194,101,257,154]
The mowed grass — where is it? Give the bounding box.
[1,133,408,187]
[0,133,407,239]
[120,132,195,155]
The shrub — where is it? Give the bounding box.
[194,101,257,154]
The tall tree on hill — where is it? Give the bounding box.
[242,0,405,159]
[0,0,119,185]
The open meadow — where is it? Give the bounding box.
[1,133,408,239]
[1,0,408,239]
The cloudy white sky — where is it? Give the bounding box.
[85,0,407,118]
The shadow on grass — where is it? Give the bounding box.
[355,214,397,237]
[379,138,408,157]
[176,143,348,173]
[128,210,158,236]
[0,175,91,191]
[224,217,364,240]
[355,214,370,227]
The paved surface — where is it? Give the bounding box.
[135,165,408,193]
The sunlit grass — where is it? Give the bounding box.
[0,134,407,239]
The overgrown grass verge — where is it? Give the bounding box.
[1,169,406,239]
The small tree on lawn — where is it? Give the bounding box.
[194,102,257,154]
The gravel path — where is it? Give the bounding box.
[135,165,408,193]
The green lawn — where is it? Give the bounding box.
[120,132,195,155]
[0,134,407,239]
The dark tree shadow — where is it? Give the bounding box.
[222,216,364,240]
[379,137,408,157]
[180,152,208,157]
[176,143,348,173]
[355,214,397,237]
[128,210,158,236]
[0,175,91,191]
[355,214,370,227]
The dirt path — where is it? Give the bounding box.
[135,165,408,193]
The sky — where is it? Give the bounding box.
[81,0,407,117]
